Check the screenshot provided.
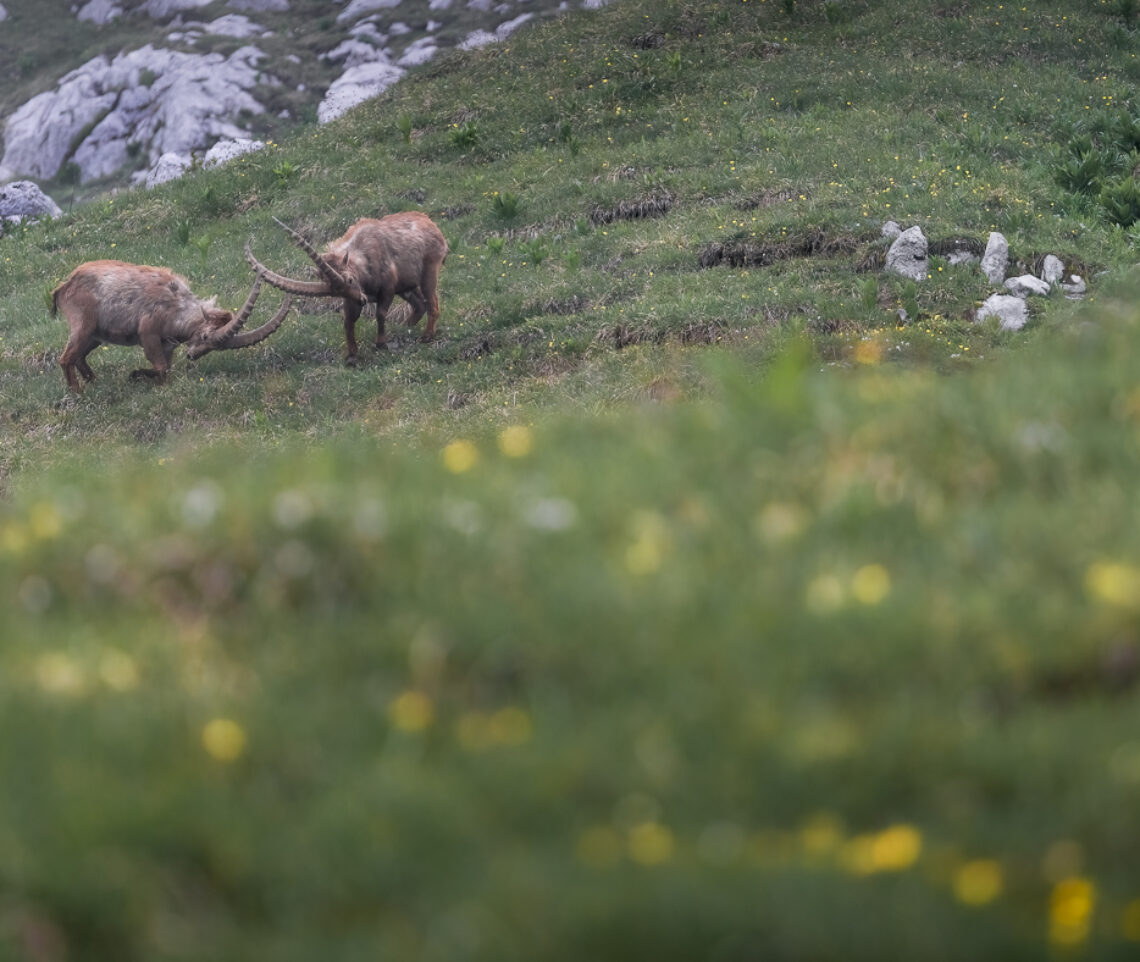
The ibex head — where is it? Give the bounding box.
[185,277,292,360]
[245,218,367,306]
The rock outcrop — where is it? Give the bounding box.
[0,0,616,189]
[2,45,268,184]
[0,181,63,224]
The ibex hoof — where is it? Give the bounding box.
[373,339,390,352]
[344,355,359,368]
[418,332,437,344]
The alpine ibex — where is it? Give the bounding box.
[244,212,448,362]
[52,260,292,392]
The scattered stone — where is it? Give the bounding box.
[981,231,1008,284]
[77,0,123,23]
[318,59,406,123]
[324,38,386,68]
[143,151,191,188]
[0,4,7,22]
[1061,275,1087,299]
[0,181,63,223]
[948,250,979,266]
[337,0,402,24]
[204,137,264,167]
[977,293,1028,331]
[142,0,213,18]
[399,37,439,67]
[203,14,269,38]
[1004,274,1051,298]
[1040,254,1065,284]
[880,220,902,239]
[227,0,288,10]
[460,14,535,49]
[884,225,928,281]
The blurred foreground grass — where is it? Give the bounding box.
[3,280,1140,960]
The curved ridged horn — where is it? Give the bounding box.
[272,216,350,290]
[245,237,334,297]
[211,276,263,345]
[222,295,293,350]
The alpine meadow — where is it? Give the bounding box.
[4,0,1140,959]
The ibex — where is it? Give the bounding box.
[52,261,292,392]
[244,212,448,362]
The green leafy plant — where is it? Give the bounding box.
[521,237,549,267]
[1052,137,1111,196]
[193,234,212,269]
[861,276,879,311]
[901,279,919,320]
[273,160,298,185]
[397,113,413,144]
[1100,176,1140,227]
[492,190,522,221]
[450,121,479,151]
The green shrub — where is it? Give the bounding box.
[1099,175,1140,227]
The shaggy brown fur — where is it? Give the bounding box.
[51,261,289,392]
[246,212,449,362]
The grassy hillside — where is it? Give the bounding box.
[3,0,1140,958]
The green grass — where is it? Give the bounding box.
[4,0,1140,957]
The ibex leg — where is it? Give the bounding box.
[402,288,427,327]
[420,261,442,341]
[343,298,363,362]
[373,290,395,351]
[132,332,173,382]
[60,332,96,392]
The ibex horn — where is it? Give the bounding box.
[245,237,336,297]
[211,275,263,345]
[272,216,351,291]
[224,295,293,350]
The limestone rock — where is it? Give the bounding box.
[228,0,289,10]
[977,293,1028,331]
[0,4,7,22]
[1004,274,1051,298]
[880,220,902,239]
[203,15,270,38]
[1061,275,1087,299]
[460,13,535,49]
[884,225,928,281]
[337,0,402,24]
[2,44,268,184]
[142,0,213,18]
[399,37,439,67]
[318,59,406,124]
[204,137,264,167]
[981,231,1008,284]
[77,0,123,23]
[143,151,191,188]
[0,181,63,223]
[1041,254,1065,284]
